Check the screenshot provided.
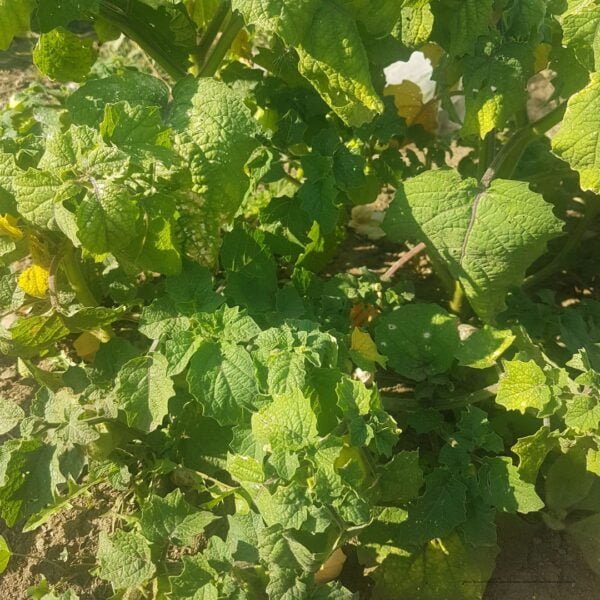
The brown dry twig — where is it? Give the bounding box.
[381,242,426,282]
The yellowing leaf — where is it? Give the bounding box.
[351,327,387,368]
[28,236,51,267]
[18,264,49,298]
[74,331,101,361]
[350,303,380,327]
[0,215,23,240]
[315,548,347,585]
[384,81,438,132]
[534,43,551,73]
[420,42,444,68]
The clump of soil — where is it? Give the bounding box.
[0,489,115,600]
[484,515,600,600]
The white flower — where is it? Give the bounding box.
[384,51,436,103]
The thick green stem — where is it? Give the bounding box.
[99,1,188,80]
[481,103,567,187]
[525,200,600,288]
[382,384,498,413]
[449,281,465,315]
[477,130,496,180]
[198,11,244,77]
[62,247,98,307]
[195,1,231,66]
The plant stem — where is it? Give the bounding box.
[524,200,599,288]
[382,384,498,413]
[477,130,496,180]
[481,103,567,187]
[449,281,465,315]
[61,247,98,307]
[198,11,244,77]
[195,1,231,67]
[381,242,426,282]
[99,1,188,80]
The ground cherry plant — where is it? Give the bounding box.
[0,1,599,598]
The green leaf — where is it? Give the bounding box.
[587,448,600,476]
[37,0,100,31]
[0,535,10,574]
[432,0,494,57]
[33,28,97,83]
[453,406,503,453]
[378,451,424,504]
[561,0,600,71]
[66,71,170,127]
[96,530,155,590]
[479,456,544,513]
[404,468,467,543]
[545,450,594,511]
[76,183,140,255]
[187,341,258,426]
[567,513,600,575]
[295,2,384,127]
[252,391,318,453]
[456,326,515,369]
[253,483,310,529]
[0,398,24,435]
[115,353,175,432]
[503,0,546,40]
[0,314,69,358]
[564,394,600,433]
[227,453,265,484]
[552,73,600,194]
[0,0,31,50]
[169,553,217,599]
[374,304,460,381]
[496,359,552,414]
[462,43,533,138]
[384,170,562,321]
[13,169,62,230]
[512,427,559,483]
[139,489,216,547]
[369,534,498,600]
[232,0,383,126]
[397,0,433,47]
[168,78,259,264]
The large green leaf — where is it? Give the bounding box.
[432,0,494,57]
[552,73,600,194]
[479,456,544,513]
[76,183,140,255]
[168,78,259,264]
[462,43,533,138]
[496,359,552,414]
[115,353,175,432]
[66,71,170,127]
[374,303,459,381]
[232,0,383,126]
[0,0,31,50]
[370,534,498,600]
[37,0,100,31]
[252,391,318,453]
[384,170,563,321]
[397,0,433,47]
[96,530,155,590]
[187,341,258,426]
[33,28,98,82]
[139,490,216,547]
[561,0,600,71]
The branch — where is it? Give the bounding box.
[480,103,567,188]
[381,242,426,282]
